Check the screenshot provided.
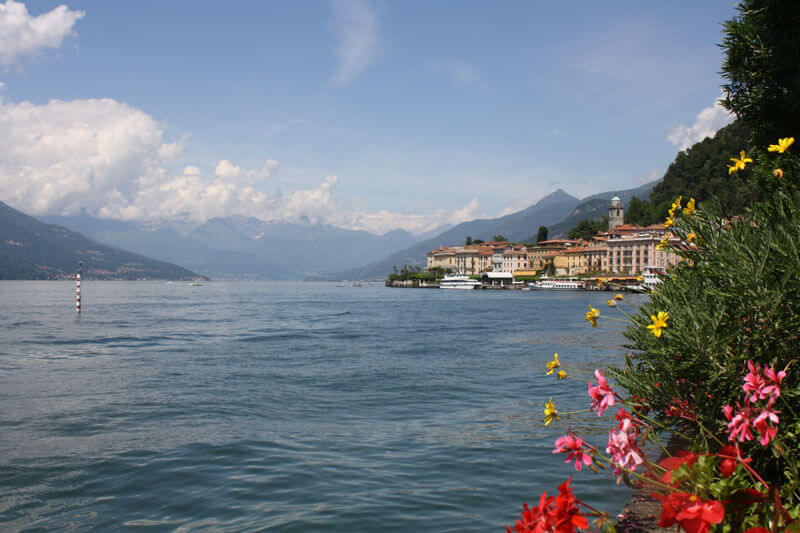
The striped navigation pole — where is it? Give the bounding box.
[76,261,82,314]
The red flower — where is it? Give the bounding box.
[507,477,589,533]
[658,451,698,485]
[650,492,724,533]
[717,444,738,478]
[551,477,588,532]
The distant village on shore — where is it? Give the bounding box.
[389,197,681,288]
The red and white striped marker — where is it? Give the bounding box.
[76,261,82,313]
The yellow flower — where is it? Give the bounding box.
[767,137,794,153]
[585,307,600,328]
[636,275,644,282]
[557,370,567,380]
[669,196,682,217]
[663,217,675,228]
[774,168,784,179]
[597,278,605,287]
[647,311,669,338]
[607,299,617,307]
[657,235,670,250]
[728,150,753,173]
[546,353,560,375]
[544,397,559,426]
[683,198,696,216]
[687,232,696,242]
[614,293,624,300]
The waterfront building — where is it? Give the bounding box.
[527,239,583,271]
[501,245,529,273]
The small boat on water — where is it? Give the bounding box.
[440,274,481,290]
[528,277,585,290]
[636,267,663,292]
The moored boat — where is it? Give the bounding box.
[440,274,481,290]
[528,277,585,290]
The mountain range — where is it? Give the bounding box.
[0,201,200,280]
[5,179,658,281]
[332,181,658,280]
[38,213,418,280]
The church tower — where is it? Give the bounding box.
[609,196,624,231]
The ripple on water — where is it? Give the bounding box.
[0,281,634,530]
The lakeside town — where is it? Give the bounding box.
[388,197,681,289]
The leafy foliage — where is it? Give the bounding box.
[536,226,548,243]
[612,145,800,507]
[567,217,607,240]
[721,0,800,147]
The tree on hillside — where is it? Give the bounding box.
[536,226,548,242]
[493,234,508,242]
[649,120,755,217]
[465,236,473,246]
[567,217,607,240]
[721,0,800,146]
[473,239,484,245]
[624,196,659,227]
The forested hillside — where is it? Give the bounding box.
[625,120,755,226]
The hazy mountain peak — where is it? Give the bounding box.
[533,189,579,209]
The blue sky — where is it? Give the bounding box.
[0,0,738,234]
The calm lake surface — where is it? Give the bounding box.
[0,281,640,531]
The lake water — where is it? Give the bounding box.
[0,281,638,531]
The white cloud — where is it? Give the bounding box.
[330,0,379,86]
[667,92,735,151]
[214,158,278,185]
[0,93,487,235]
[0,0,85,67]
[331,197,484,236]
[451,198,480,224]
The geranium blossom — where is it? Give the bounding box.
[651,492,725,533]
[507,477,588,533]
[588,369,616,416]
[753,408,780,446]
[606,418,645,476]
[723,403,754,443]
[553,433,593,472]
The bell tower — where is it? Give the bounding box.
[609,196,624,231]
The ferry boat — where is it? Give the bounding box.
[637,267,663,292]
[439,274,481,290]
[528,277,585,290]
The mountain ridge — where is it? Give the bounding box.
[0,201,202,280]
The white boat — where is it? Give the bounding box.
[528,277,585,290]
[439,274,481,290]
[637,267,663,292]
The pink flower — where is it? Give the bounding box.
[587,369,616,417]
[743,360,786,406]
[742,361,769,403]
[553,433,593,471]
[606,418,645,476]
[762,365,786,404]
[723,404,754,443]
[753,408,780,446]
